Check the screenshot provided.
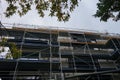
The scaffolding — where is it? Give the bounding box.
[0,23,120,80]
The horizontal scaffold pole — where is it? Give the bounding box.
[65,69,120,79]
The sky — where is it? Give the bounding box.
[0,0,120,34]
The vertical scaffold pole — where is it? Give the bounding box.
[83,33,100,80]
[57,27,64,80]
[68,32,79,80]
[110,38,119,70]
[49,28,52,80]
[13,28,26,80]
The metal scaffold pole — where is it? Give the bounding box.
[68,32,79,80]
[57,27,64,80]
[83,33,100,80]
[13,28,26,80]
[49,28,52,80]
[115,38,120,63]
[110,38,120,70]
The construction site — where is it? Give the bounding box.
[0,23,120,80]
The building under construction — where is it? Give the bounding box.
[0,23,120,80]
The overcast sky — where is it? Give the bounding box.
[0,0,120,34]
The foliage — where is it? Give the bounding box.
[5,53,12,59]
[4,0,120,22]
[94,0,120,21]
[0,38,21,59]
[5,0,79,22]
[0,38,7,52]
[0,38,7,46]
[9,42,21,59]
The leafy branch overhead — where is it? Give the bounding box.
[5,0,79,21]
[4,0,120,22]
[94,0,120,21]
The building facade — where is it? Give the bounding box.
[0,23,120,80]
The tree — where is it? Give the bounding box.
[0,38,21,59]
[8,42,21,59]
[4,0,120,22]
[94,0,120,21]
[4,0,79,22]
